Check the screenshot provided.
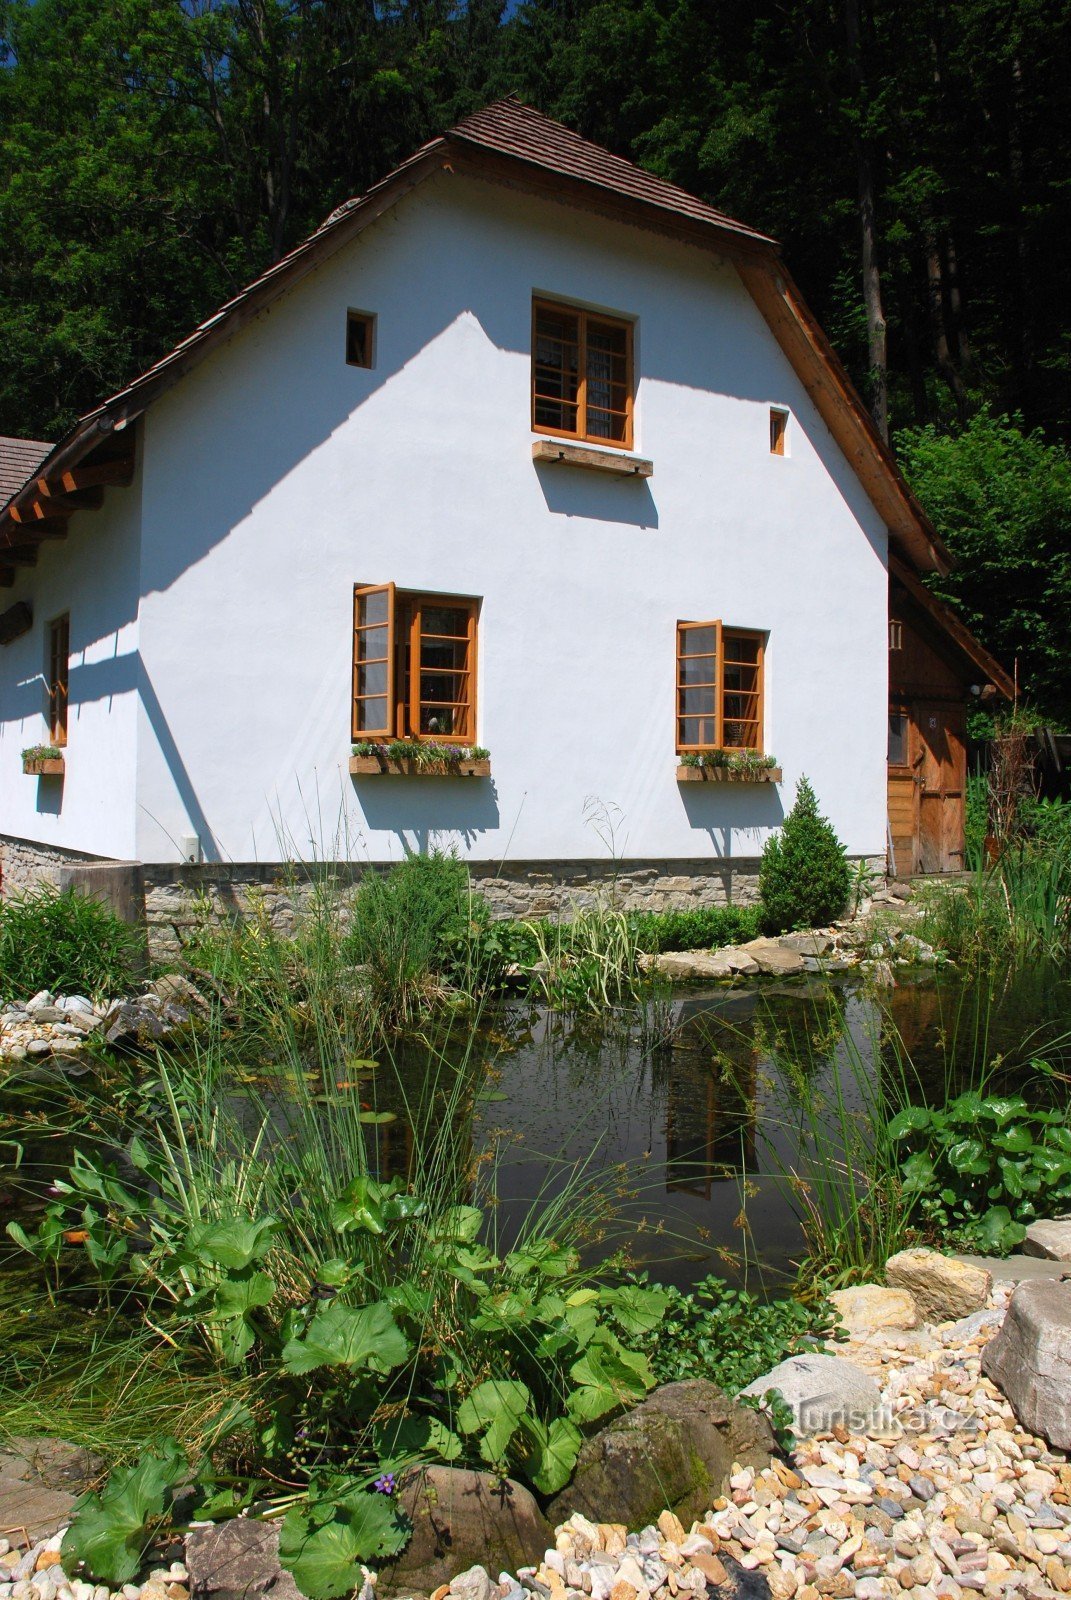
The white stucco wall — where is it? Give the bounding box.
[6,170,890,872]
[0,459,142,862]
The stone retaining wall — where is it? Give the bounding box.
[1,835,886,961]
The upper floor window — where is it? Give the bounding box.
[346,311,376,369]
[770,408,788,455]
[532,299,633,449]
[353,584,478,744]
[48,613,69,747]
[676,621,765,753]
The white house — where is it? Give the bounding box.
[0,99,1000,940]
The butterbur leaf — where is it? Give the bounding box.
[887,1106,933,1139]
[211,1270,276,1320]
[279,1486,410,1600]
[186,1216,278,1270]
[519,1415,583,1495]
[994,1125,1036,1154]
[282,1300,409,1375]
[567,1336,654,1422]
[457,1379,531,1463]
[981,1096,1029,1124]
[61,1439,187,1585]
[431,1205,483,1243]
[976,1206,1026,1253]
[606,1283,671,1336]
[376,1415,463,1465]
[900,1152,937,1191]
[945,1139,989,1176]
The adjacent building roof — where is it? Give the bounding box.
[1,96,949,577]
[0,436,52,504]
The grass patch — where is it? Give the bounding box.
[0,886,142,1002]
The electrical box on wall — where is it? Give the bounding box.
[179,835,201,864]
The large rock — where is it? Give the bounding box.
[737,1353,888,1437]
[639,951,737,981]
[1024,1219,1071,1261]
[187,1518,306,1600]
[544,1380,774,1531]
[829,1285,918,1337]
[885,1249,991,1322]
[982,1278,1071,1449]
[0,1436,103,1541]
[379,1467,552,1598]
[738,938,805,976]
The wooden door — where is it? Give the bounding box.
[915,701,966,873]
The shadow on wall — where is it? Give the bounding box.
[677,781,785,855]
[350,774,501,853]
[533,460,658,530]
[35,773,63,816]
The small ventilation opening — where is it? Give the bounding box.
[770,408,788,455]
[346,311,375,369]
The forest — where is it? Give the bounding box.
[1,0,1069,715]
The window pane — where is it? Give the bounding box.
[356,696,387,730]
[586,407,628,442]
[422,607,469,638]
[723,720,759,749]
[679,716,717,747]
[679,686,716,716]
[359,591,389,627]
[680,627,717,656]
[724,634,760,665]
[889,713,907,764]
[358,661,387,697]
[535,307,580,435]
[356,623,388,662]
[420,704,457,736]
[679,654,716,685]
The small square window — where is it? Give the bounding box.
[770,408,788,455]
[346,311,375,369]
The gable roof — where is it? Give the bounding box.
[890,555,1014,699]
[0,96,948,578]
[0,436,52,503]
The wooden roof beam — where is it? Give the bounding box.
[36,456,134,495]
[8,488,103,524]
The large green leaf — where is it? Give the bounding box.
[945,1138,989,1176]
[457,1379,531,1463]
[975,1206,1027,1253]
[994,1124,1036,1154]
[282,1300,410,1376]
[887,1106,934,1139]
[520,1415,583,1495]
[61,1439,187,1585]
[431,1205,483,1243]
[606,1283,671,1336]
[980,1095,1029,1124]
[567,1335,654,1422]
[900,1152,937,1191]
[211,1270,276,1320]
[329,1176,422,1235]
[279,1487,410,1600]
[186,1216,278,1271]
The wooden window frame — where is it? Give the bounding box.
[346,310,376,369]
[48,612,70,747]
[353,584,479,745]
[676,620,766,754]
[889,618,904,651]
[531,297,634,450]
[770,408,788,455]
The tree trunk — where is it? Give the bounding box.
[843,0,889,442]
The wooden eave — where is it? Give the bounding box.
[890,554,1014,699]
[0,99,947,588]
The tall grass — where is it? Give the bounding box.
[919,843,1071,968]
[524,900,647,1011]
[0,885,143,1001]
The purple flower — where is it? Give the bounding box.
[373,1473,396,1496]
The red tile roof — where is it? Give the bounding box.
[448,98,773,247]
[0,435,52,504]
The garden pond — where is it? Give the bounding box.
[5,961,1068,1298]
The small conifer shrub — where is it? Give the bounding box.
[759,775,851,933]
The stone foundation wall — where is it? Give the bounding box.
[0,833,114,893]
[2,839,886,962]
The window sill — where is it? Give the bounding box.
[349,755,490,779]
[531,439,653,478]
[23,755,65,777]
[677,764,781,784]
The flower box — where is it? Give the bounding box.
[349,755,491,778]
[677,764,781,783]
[23,754,65,776]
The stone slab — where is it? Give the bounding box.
[1023,1219,1071,1261]
[955,1253,1071,1283]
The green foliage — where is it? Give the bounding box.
[21,744,62,760]
[619,1274,839,1396]
[0,886,141,1001]
[889,1086,1071,1253]
[627,904,761,954]
[61,1440,188,1585]
[918,846,1071,968]
[8,1039,667,1592]
[758,777,851,935]
[521,903,647,1011]
[344,850,491,1021]
[900,412,1071,722]
[679,750,778,774]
